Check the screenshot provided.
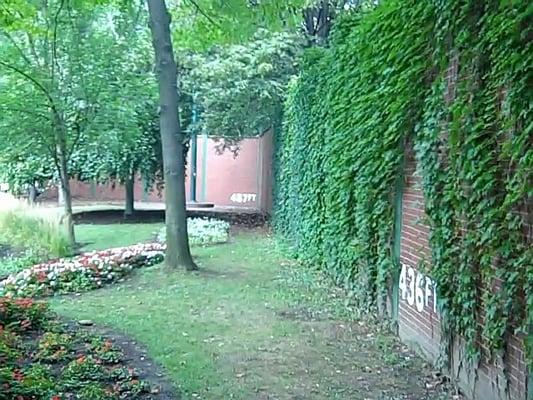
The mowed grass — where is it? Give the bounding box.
[52,226,449,400]
[75,223,163,251]
[52,233,298,398]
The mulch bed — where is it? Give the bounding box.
[73,209,269,228]
[0,297,179,400]
[65,321,178,400]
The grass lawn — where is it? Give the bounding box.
[52,226,450,400]
[75,223,163,251]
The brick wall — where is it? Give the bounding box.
[397,148,529,400]
[398,150,441,361]
[42,132,274,212]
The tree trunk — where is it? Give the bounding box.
[147,0,197,271]
[58,179,64,205]
[28,183,37,205]
[56,135,75,246]
[124,173,135,217]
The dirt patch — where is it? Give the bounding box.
[192,266,245,280]
[69,322,179,400]
[276,306,329,322]
[73,209,166,224]
[222,314,458,400]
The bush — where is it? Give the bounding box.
[0,296,152,399]
[0,250,44,278]
[0,208,72,259]
[0,243,165,298]
[157,218,230,246]
[0,297,50,332]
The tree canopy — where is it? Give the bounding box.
[0,0,315,257]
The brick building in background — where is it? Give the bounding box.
[43,131,274,212]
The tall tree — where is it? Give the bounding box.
[147,0,197,270]
[144,0,309,270]
[0,1,144,244]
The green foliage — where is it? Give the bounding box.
[276,1,435,311]
[157,218,230,246]
[0,250,43,277]
[68,9,164,192]
[169,0,307,50]
[0,209,72,259]
[0,295,151,399]
[0,297,50,333]
[0,153,54,196]
[414,0,532,363]
[62,355,108,384]
[35,332,73,362]
[275,0,531,366]
[181,29,303,140]
[0,0,162,208]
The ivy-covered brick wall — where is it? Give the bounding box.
[399,147,528,400]
[274,1,531,398]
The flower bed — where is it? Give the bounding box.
[0,296,167,399]
[0,243,165,298]
[157,218,230,246]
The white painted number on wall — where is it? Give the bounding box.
[399,264,437,314]
[230,193,257,203]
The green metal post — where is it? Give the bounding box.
[190,101,198,203]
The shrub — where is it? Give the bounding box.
[157,218,230,246]
[0,243,165,298]
[0,208,72,259]
[0,295,153,399]
[0,250,44,278]
[0,297,50,332]
[62,355,108,384]
[35,332,73,362]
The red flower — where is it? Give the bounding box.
[36,271,47,282]
[0,298,8,313]
[12,369,24,382]
[14,298,34,308]
[20,319,32,330]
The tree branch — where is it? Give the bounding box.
[1,30,33,66]
[0,106,50,120]
[51,0,66,85]
[184,0,221,28]
[0,60,56,110]
[25,32,41,67]
[0,119,56,157]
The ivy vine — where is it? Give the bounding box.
[274,0,532,370]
